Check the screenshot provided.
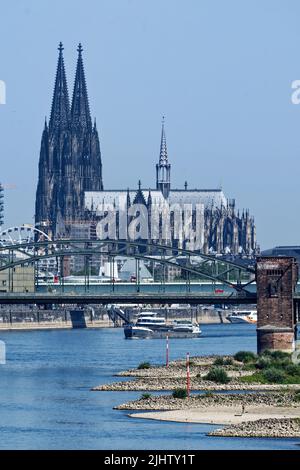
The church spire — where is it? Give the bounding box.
[71,43,92,129]
[49,42,70,131]
[156,116,171,198]
[159,116,168,165]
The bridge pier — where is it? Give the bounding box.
[256,256,298,354]
[69,309,87,328]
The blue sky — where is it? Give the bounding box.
[0,0,300,249]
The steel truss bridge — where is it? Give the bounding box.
[0,239,258,305]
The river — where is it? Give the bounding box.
[0,324,299,449]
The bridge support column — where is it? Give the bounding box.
[256,256,298,354]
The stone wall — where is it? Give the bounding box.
[256,256,298,353]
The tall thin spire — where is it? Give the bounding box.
[156,116,171,198]
[159,116,168,165]
[49,42,70,131]
[71,43,92,129]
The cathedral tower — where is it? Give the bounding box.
[35,43,103,237]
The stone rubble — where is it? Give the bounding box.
[209,418,300,438]
[115,391,300,411]
[92,377,300,392]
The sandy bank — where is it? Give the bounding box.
[118,392,300,437]
[129,405,300,426]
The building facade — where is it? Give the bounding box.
[35,44,257,256]
[0,264,35,293]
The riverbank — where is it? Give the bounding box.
[92,355,300,391]
[0,319,112,331]
[94,378,300,391]
[92,352,300,438]
[210,417,300,438]
[115,387,300,438]
[116,390,300,410]
[129,410,300,438]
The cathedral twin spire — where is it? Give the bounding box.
[49,42,92,131]
[35,42,103,237]
[48,42,171,199]
[49,42,70,130]
[71,43,92,129]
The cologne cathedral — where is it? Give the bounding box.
[35,43,103,237]
[35,44,257,256]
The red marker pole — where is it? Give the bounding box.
[166,335,169,367]
[186,352,190,398]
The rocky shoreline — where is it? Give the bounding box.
[115,391,300,411]
[209,418,300,438]
[91,355,300,391]
[93,377,300,392]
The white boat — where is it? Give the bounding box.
[226,310,257,324]
[173,320,202,334]
[124,312,202,339]
[135,312,167,329]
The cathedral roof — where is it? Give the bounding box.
[168,189,227,208]
[85,188,227,212]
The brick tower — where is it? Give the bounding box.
[256,256,298,353]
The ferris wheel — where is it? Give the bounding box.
[0,224,57,273]
[0,224,52,246]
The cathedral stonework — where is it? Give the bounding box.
[35,43,103,238]
[35,44,257,256]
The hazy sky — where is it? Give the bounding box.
[1,0,300,249]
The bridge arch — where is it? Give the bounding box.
[0,238,256,294]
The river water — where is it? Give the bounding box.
[0,324,299,450]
